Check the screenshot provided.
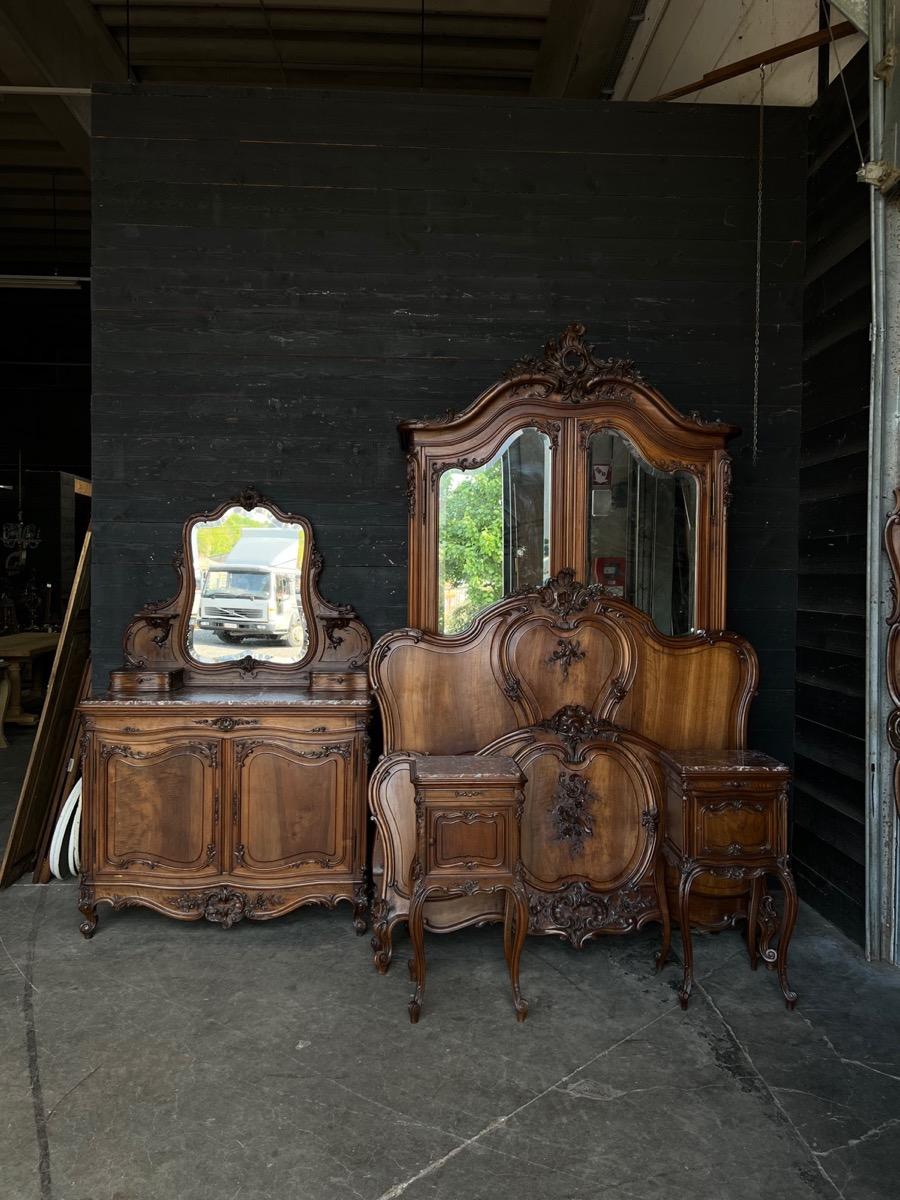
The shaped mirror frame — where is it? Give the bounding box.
[113,488,371,690]
[188,503,309,666]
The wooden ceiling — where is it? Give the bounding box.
[91,1,643,94]
[0,0,645,273]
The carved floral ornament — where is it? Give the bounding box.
[528,568,604,621]
[503,323,644,405]
[546,637,586,679]
[538,704,618,758]
[526,881,656,943]
[173,886,283,928]
[550,771,596,857]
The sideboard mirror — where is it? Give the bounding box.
[112,488,371,690]
[402,324,737,635]
[188,503,309,665]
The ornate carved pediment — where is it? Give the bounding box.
[504,322,643,404]
[527,568,604,622]
[233,484,267,511]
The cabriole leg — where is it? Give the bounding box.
[655,856,672,972]
[505,884,529,1023]
[677,869,702,1010]
[774,865,799,1010]
[747,874,763,970]
[407,889,428,1023]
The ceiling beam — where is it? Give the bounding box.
[530,0,635,98]
[0,0,127,171]
[651,19,856,103]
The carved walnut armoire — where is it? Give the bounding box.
[78,491,372,934]
[368,325,798,1006]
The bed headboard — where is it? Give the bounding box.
[370,570,757,758]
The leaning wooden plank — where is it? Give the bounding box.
[0,528,91,887]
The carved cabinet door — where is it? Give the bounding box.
[93,737,221,876]
[229,736,356,877]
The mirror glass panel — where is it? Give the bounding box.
[438,427,551,634]
[587,430,697,635]
[188,506,308,664]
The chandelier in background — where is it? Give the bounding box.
[3,451,41,574]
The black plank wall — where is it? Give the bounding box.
[91,84,806,770]
[793,51,870,944]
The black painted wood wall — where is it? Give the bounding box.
[91,83,806,771]
[793,51,870,944]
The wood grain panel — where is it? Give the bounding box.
[233,740,348,875]
[99,739,217,874]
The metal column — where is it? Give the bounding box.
[864,0,900,963]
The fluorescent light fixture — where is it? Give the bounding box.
[0,275,90,290]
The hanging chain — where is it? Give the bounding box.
[752,64,765,468]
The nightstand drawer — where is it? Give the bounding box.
[694,792,776,859]
[427,807,510,874]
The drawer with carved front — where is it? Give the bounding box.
[425,806,510,876]
[692,786,780,861]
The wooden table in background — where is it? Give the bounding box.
[0,633,60,746]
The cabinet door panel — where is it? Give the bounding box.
[232,738,354,875]
[98,738,219,874]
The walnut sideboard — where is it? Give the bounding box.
[78,490,373,935]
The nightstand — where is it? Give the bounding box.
[407,755,529,1023]
[658,750,797,1010]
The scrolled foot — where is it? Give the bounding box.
[78,884,97,938]
[408,999,421,1024]
[373,949,392,974]
[370,899,394,972]
[779,970,797,1010]
[514,999,529,1024]
[353,904,369,936]
[678,971,693,1010]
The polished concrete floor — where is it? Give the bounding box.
[1,728,899,1200]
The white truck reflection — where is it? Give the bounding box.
[196,527,307,650]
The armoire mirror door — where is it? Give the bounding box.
[437,427,552,633]
[582,429,699,636]
[402,324,737,635]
